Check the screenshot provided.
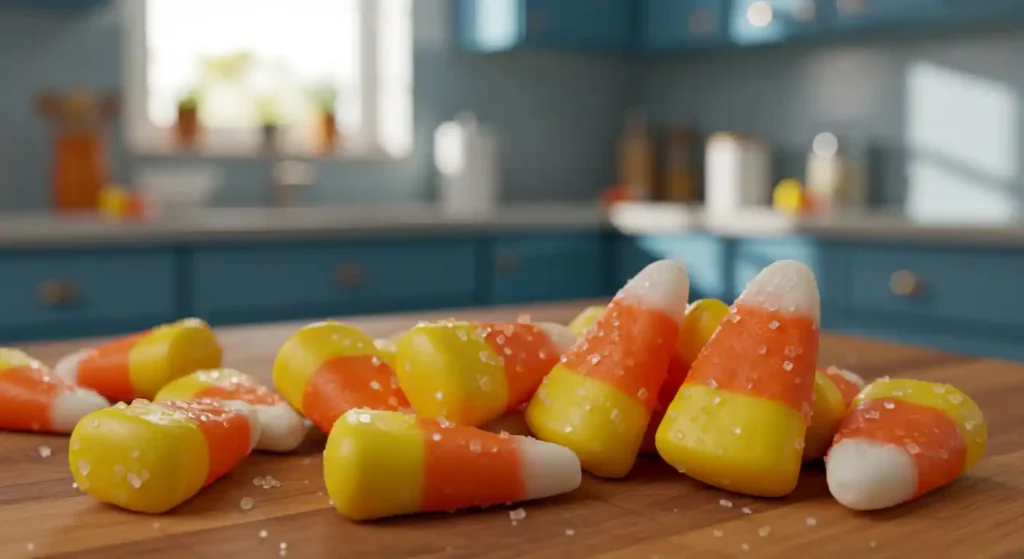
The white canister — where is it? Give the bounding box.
[704,132,773,214]
[805,132,869,212]
[434,112,501,216]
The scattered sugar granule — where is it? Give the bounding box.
[712,529,724,537]
[805,516,817,526]
[259,529,268,539]
[37,446,51,458]
[239,497,255,510]
[26,542,35,551]
[758,526,771,537]
[741,507,753,514]
[719,499,733,508]
[869,541,878,548]
[509,508,527,521]
[741,543,750,551]
[565,529,575,536]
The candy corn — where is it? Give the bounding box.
[54,318,222,403]
[640,298,729,454]
[803,366,865,461]
[481,404,532,437]
[154,369,308,453]
[656,260,820,497]
[69,398,261,514]
[526,260,691,478]
[273,321,410,434]
[0,348,108,434]
[567,306,604,336]
[324,409,581,521]
[826,378,986,511]
[374,338,398,368]
[395,321,576,426]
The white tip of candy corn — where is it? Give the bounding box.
[831,367,866,389]
[50,388,110,433]
[514,436,582,500]
[826,438,916,510]
[737,259,820,325]
[534,322,578,352]
[222,400,264,453]
[254,402,309,453]
[53,348,89,382]
[618,260,691,315]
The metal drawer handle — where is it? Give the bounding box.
[335,264,365,288]
[496,252,520,276]
[889,270,922,297]
[838,0,865,14]
[38,280,78,308]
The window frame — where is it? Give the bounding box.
[118,0,413,160]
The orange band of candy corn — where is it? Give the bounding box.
[418,419,525,511]
[303,355,410,434]
[561,299,678,411]
[476,322,565,408]
[823,366,863,404]
[684,304,818,418]
[76,332,149,403]
[157,400,255,486]
[0,365,69,432]
[833,398,968,497]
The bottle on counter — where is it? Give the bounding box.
[804,132,869,213]
[661,124,697,203]
[704,132,773,214]
[617,107,656,201]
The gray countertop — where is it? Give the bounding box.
[2,202,1024,249]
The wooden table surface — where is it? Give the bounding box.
[2,300,1023,559]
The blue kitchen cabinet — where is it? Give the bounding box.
[640,0,731,51]
[729,0,824,45]
[456,0,633,53]
[624,234,731,301]
[0,0,108,12]
[0,249,179,343]
[488,233,612,305]
[186,239,479,325]
[822,0,951,30]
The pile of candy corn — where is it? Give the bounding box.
[0,259,987,520]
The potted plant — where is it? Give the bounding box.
[309,83,338,154]
[175,88,201,148]
[256,95,280,153]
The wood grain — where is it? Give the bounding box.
[1,300,1021,559]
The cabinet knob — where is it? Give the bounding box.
[889,270,922,297]
[689,10,713,35]
[335,264,365,288]
[838,0,865,15]
[496,252,519,276]
[38,280,78,308]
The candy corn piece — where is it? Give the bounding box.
[526,260,691,478]
[69,398,261,514]
[567,306,604,336]
[803,366,866,461]
[0,348,108,434]
[155,369,308,453]
[656,260,820,497]
[640,298,729,454]
[480,403,532,437]
[273,321,410,434]
[395,321,576,426]
[373,338,399,368]
[54,318,222,403]
[826,378,986,511]
[324,409,581,521]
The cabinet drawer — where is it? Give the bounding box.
[188,240,479,322]
[0,249,177,338]
[732,238,841,302]
[490,234,611,304]
[845,245,1024,327]
[625,234,729,300]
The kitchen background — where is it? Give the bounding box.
[2,0,1023,363]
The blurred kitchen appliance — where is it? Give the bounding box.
[36,89,119,213]
[704,132,772,214]
[805,132,869,212]
[617,107,656,201]
[434,112,500,215]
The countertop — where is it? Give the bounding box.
[1,300,1022,558]
[6,202,1024,249]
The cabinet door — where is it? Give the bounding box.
[730,0,822,45]
[641,0,730,52]
[490,234,611,305]
[526,0,633,50]
[825,0,950,28]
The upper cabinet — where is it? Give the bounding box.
[0,0,109,12]
[729,0,823,45]
[824,0,951,29]
[640,0,730,52]
[456,0,634,53]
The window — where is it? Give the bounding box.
[119,0,413,158]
